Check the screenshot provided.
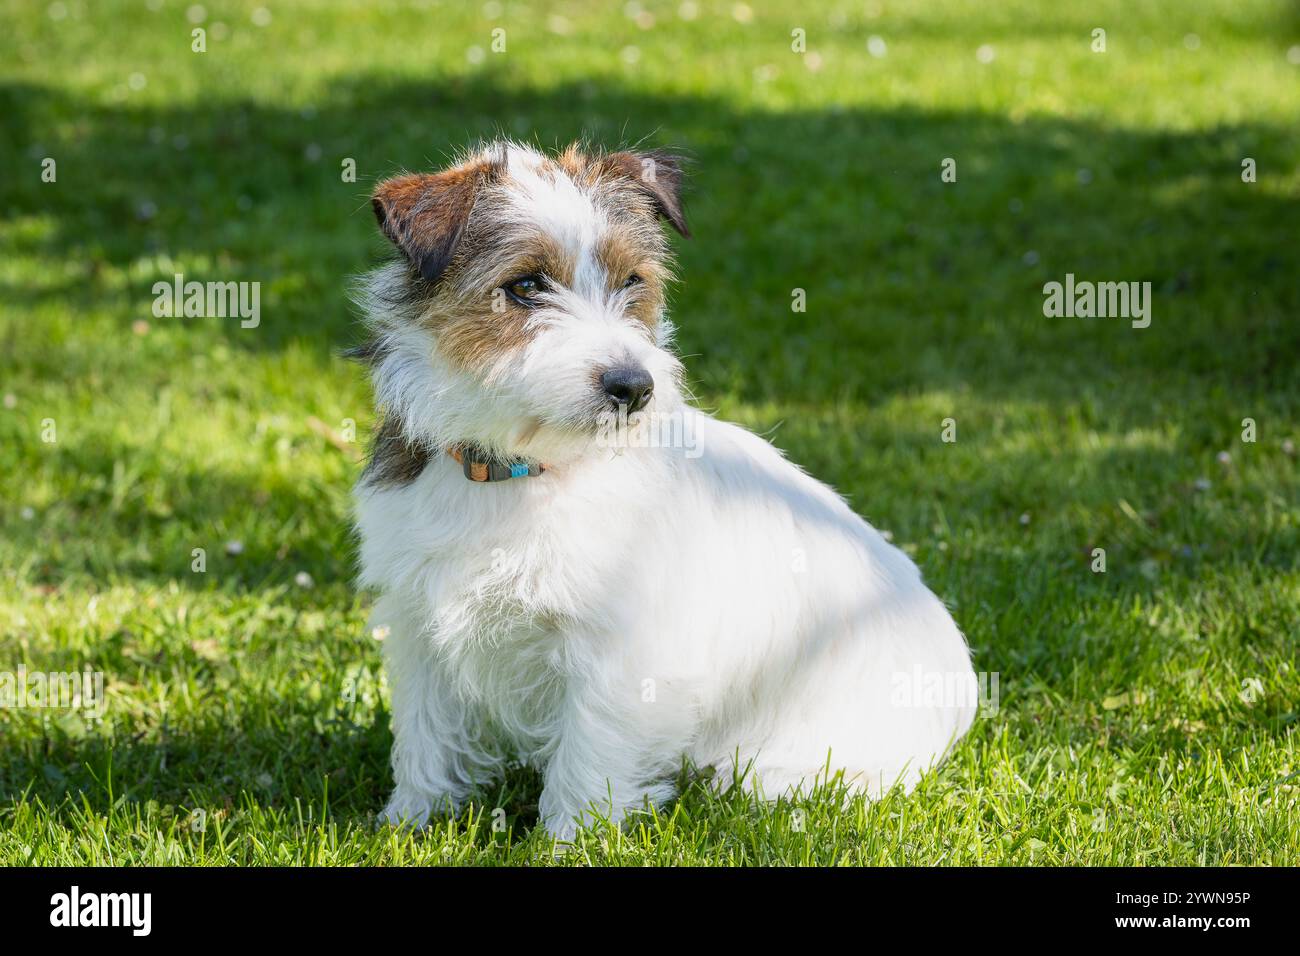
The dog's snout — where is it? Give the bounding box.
[600,365,654,413]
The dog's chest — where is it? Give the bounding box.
[360,456,661,747]
[410,460,647,618]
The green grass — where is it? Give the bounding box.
[1,0,1297,865]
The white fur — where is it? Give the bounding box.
[355,145,976,839]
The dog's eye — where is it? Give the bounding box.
[504,275,547,305]
[623,273,642,289]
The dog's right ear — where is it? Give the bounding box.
[371,158,499,284]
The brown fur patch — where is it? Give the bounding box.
[594,230,667,329]
[556,144,589,180]
[372,155,503,283]
[476,229,577,291]
[588,149,689,237]
[419,227,578,373]
[435,303,535,374]
[361,415,431,487]
[555,145,687,233]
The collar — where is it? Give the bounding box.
[447,444,547,482]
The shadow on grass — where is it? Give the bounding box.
[2,71,1296,408]
[5,436,357,592]
[0,699,558,838]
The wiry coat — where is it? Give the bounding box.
[352,142,975,838]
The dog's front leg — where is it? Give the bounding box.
[537,689,675,841]
[378,600,498,828]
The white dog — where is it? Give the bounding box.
[352,141,976,839]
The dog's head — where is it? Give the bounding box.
[358,141,689,466]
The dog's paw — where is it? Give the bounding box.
[544,816,580,844]
[377,805,428,832]
[537,795,583,843]
[378,790,447,831]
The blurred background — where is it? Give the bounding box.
[0,0,1297,864]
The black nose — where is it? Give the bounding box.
[601,365,654,413]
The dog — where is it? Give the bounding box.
[351,141,976,839]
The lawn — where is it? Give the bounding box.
[0,0,1297,865]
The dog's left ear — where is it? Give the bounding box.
[371,158,499,284]
[604,149,690,238]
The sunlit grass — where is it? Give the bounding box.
[0,0,1296,864]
